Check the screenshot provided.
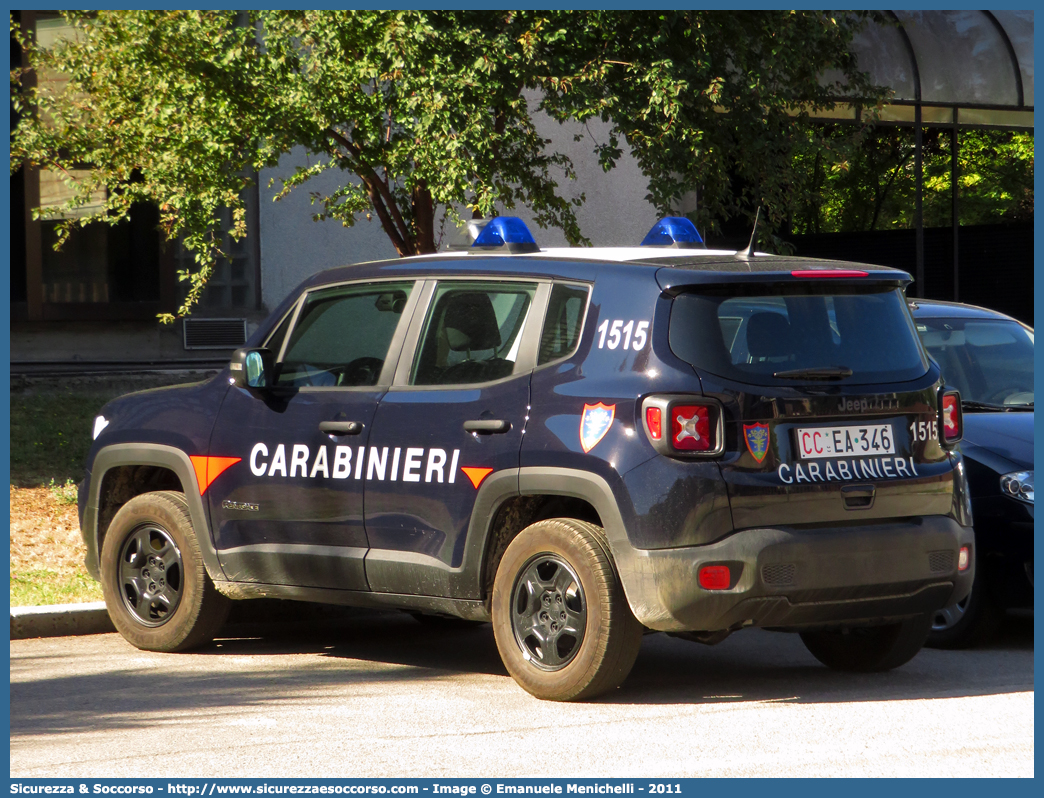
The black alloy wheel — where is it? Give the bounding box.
[118,523,184,626]
[100,491,230,652]
[510,553,588,671]
[491,517,644,701]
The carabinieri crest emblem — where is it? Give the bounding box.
[743,423,770,463]
[580,403,616,453]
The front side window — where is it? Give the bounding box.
[669,285,928,385]
[276,282,412,388]
[412,281,537,385]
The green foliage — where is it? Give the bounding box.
[12,11,885,318]
[954,131,1034,225]
[789,127,1034,233]
[537,11,887,239]
[48,478,80,505]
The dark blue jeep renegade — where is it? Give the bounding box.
[79,217,975,701]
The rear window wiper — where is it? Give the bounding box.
[962,400,1033,412]
[773,366,853,380]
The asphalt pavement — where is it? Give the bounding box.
[10,608,1034,778]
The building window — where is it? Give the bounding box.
[174,195,260,311]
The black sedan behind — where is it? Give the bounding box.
[912,299,1033,647]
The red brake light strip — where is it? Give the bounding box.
[792,270,869,278]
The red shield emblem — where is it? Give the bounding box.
[743,423,770,463]
[580,403,616,453]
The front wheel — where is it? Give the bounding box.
[491,518,643,701]
[800,614,932,672]
[100,491,230,652]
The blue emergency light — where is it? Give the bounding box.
[640,216,705,248]
[471,216,540,253]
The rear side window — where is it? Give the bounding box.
[669,285,928,385]
[412,281,537,385]
[538,284,589,365]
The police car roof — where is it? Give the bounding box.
[303,247,911,290]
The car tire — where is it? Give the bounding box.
[800,614,932,672]
[491,518,644,701]
[100,491,230,652]
[926,574,1002,649]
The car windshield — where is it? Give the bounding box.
[669,284,928,386]
[916,317,1034,408]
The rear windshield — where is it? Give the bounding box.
[669,285,928,386]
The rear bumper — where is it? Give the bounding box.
[617,516,975,632]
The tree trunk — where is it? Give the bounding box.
[412,182,436,254]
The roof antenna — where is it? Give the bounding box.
[737,207,761,262]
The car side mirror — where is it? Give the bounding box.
[229,348,274,389]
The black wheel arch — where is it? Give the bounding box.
[364,466,637,618]
[83,444,226,584]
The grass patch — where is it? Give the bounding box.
[10,569,104,606]
[11,375,208,487]
[10,389,117,487]
[10,376,209,607]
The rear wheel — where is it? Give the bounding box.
[491,518,643,701]
[800,614,932,672]
[100,491,230,652]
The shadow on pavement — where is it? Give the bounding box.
[610,612,1033,706]
[10,603,1032,737]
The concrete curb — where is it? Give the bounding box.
[9,598,374,640]
[11,601,116,640]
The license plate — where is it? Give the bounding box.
[796,424,895,459]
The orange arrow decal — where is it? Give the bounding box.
[190,456,242,495]
[460,466,493,489]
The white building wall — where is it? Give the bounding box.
[259,152,398,309]
[258,103,680,309]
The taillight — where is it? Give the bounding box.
[940,390,962,445]
[671,404,712,451]
[645,406,663,440]
[698,565,731,590]
[641,395,723,456]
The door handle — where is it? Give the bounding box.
[841,484,875,510]
[463,419,511,434]
[319,421,362,436]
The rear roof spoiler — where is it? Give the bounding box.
[655,267,913,293]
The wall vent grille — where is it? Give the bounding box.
[183,318,248,350]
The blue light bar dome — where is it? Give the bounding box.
[640,216,705,249]
[470,216,540,253]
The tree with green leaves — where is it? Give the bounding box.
[788,126,1034,234]
[11,10,883,319]
[539,11,886,240]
